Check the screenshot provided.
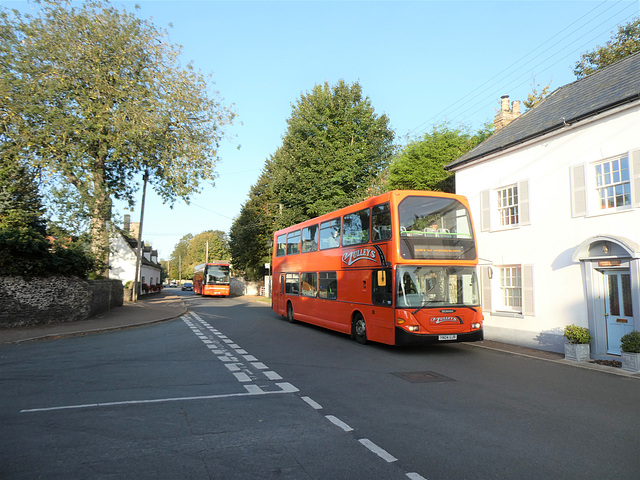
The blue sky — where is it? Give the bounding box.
[6,0,640,259]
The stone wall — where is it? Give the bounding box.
[0,276,123,328]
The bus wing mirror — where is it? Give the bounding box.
[378,270,386,287]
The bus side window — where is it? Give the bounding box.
[300,272,317,297]
[285,273,299,295]
[318,271,337,300]
[372,203,391,242]
[319,219,340,250]
[287,230,301,255]
[276,234,286,256]
[372,269,393,306]
[302,225,318,253]
[343,208,370,246]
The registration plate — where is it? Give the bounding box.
[438,335,457,341]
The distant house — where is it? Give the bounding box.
[109,215,162,294]
[446,52,640,359]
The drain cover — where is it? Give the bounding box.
[391,371,454,383]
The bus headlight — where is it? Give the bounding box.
[471,323,481,330]
[407,325,419,332]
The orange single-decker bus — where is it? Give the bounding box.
[193,261,231,297]
[271,190,483,346]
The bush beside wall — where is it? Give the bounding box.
[0,276,123,328]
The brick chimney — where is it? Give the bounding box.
[129,222,140,240]
[124,214,131,233]
[494,95,521,131]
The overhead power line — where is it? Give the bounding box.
[407,0,639,137]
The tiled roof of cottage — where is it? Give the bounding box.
[446,51,640,170]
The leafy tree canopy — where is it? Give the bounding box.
[574,17,640,78]
[229,161,278,280]
[270,80,395,229]
[0,156,46,234]
[0,0,235,265]
[387,123,491,193]
[167,230,230,280]
[229,80,395,279]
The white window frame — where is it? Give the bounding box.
[496,184,519,227]
[499,265,522,313]
[571,149,640,217]
[480,264,534,317]
[480,180,530,232]
[594,155,632,211]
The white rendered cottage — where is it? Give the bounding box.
[108,215,162,294]
[446,53,640,359]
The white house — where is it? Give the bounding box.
[446,52,640,359]
[108,215,162,294]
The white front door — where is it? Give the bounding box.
[603,270,634,355]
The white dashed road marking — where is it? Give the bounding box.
[359,438,398,463]
[23,309,429,479]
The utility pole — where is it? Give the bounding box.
[132,170,149,302]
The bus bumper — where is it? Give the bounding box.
[395,328,484,346]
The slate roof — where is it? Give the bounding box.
[446,51,640,170]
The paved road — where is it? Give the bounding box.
[1,293,639,479]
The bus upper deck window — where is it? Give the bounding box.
[372,203,391,241]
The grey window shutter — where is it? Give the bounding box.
[522,264,534,316]
[631,149,640,208]
[480,190,490,232]
[518,180,530,225]
[481,266,492,312]
[571,164,587,217]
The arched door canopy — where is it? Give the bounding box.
[572,235,640,262]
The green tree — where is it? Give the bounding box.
[0,0,235,267]
[270,80,395,229]
[388,124,491,193]
[0,156,96,277]
[168,233,193,280]
[229,161,279,279]
[0,156,46,234]
[523,79,552,110]
[168,230,230,280]
[574,17,640,78]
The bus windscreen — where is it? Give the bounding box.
[206,265,230,285]
[398,196,476,260]
[396,266,480,309]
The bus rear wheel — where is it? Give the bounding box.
[352,313,367,344]
[286,302,295,324]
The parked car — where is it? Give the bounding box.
[181,282,193,291]
[169,281,177,288]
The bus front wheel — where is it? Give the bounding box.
[352,313,367,344]
[286,302,295,324]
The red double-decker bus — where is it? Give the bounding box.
[193,261,231,297]
[271,190,483,346]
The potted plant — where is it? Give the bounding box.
[563,324,591,362]
[620,330,640,373]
